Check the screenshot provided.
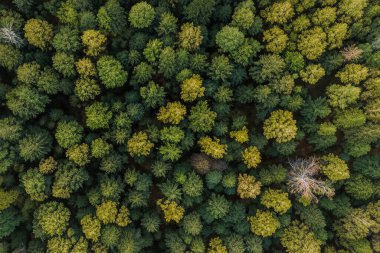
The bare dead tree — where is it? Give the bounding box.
[341,45,363,62]
[0,22,23,48]
[287,157,334,202]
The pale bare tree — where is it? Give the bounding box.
[341,45,363,62]
[0,22,23,48]
[287,157,334,202]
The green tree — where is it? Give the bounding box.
[127,131,154,157]
[74,78,101,101]
[241,146,261,169]
[215,26,244,53]
[24,18,53,50]
[326,84,361,109]
[140,81,166,108]
[300,64,325,85]
[181,74,205,102]
[33,201,70,237]
[91,138,112,159]
[261,189,292,214]
[81,30,107,56]
[321,154,350,181]
[0,207,22,239]
[189,101,217,133]
[209,55,233,81]
[262,1,294,24]
[297,27,327,60]
[52,162,89,199]
[52,26,81,53]
[85,102,112,130]
[0,44,23,71]
[55,120,84,149]
[248,210,280,237]
[198,136,227,159]
[66,143,90,166]
[21,168,49,201]
[52,52,76,78]
[336,64,369,85]
[16,62,41,85]
[237,173,261,199]
[97,0,127,36]
[6,86,49,120]
[263,110,297,143]
[157,102,187,125]
[178,23,203,50]
[97,56,128,89]
[19,130,52,162]
[128,2,155,29]
[184,0,216,25]
[280,221,321,253]
[263,26,288,54]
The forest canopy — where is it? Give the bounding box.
[0,0,379,252]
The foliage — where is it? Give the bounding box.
[248,210,280,237]
[0,0,379,251]
[263,110,297,143]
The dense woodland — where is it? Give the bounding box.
[0,0,379,252]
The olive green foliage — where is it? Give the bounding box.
[0,0,379,252]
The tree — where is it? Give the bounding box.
[320,154,349,181]
[24,18,53,49]
[248,210,280,237]
[237,173,261,199]
[198,136,227,159]
[6,86,49,120]
[182,212,202,236]
[326,84,361,109]
[16,62,41,85]
[334,108,366,129]
[261,189,292,214]
[157,102,187,125]
[132,62,153,84]
[262,1,294,24]
[241,146,261,169]
[97,0,127,36]
[0,44,22,71]
[19,130,52,162]
[76,58,97,77]
[297,27,327,60]
[91,138,112,158]
[209,55,233,81]
[231,5,255,30]
[143,39,163,63]
[33,201,70,237]
[300,64,325,85]
[81,30,107,56]
[52,161,89,199]
[157,199,184,223]
[263,110,297,143]
[288,157,335,202]
[263,26,288,54]
[178,23,203,50]
[81,215,101,242]
[55,120,84,149]
[184,0,216,25]
[37,67,60,94]
[85,102,112,130]
[96,200,118,224]
[21,168,48,201]
[280,221,322,253]
[336,64,368,85]
[0,207,22,239]
[140,81,166,108]
[157,12,178,35]
[75,78,101,101]
[229,127,249,143]
[52,26,81,53]
[66,143,90,166]
[206,194,230,220]
[215,26,244,53]
[189,101,217,133]
[52,52,76,78]
[97,56,128,89]
[312,7,337,27]
[128,2,155,29]
[127,131,154,157]
[208,237,227,253]
[338,0,368,22]
[180,74,205,102]
[345,174,373,200]
[327,23,348,50]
